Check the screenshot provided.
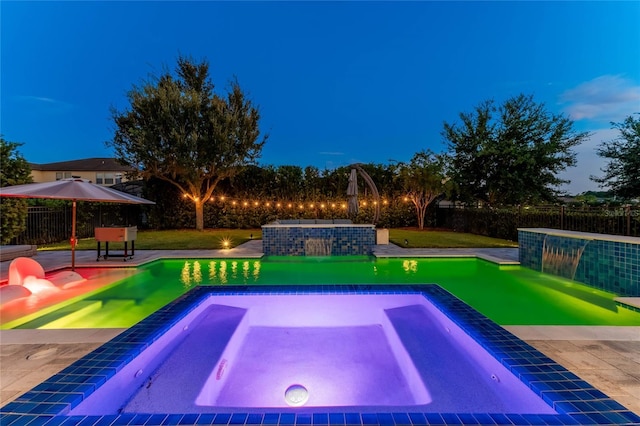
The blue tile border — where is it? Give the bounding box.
[2,284,639,426]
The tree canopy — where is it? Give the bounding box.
[0,137,33,243]
[110,56,267,230]
[395,150,451,229]
[591,114,640,200]
[443,94,588,206]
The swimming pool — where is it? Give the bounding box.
[3,285,638,425]
[3,257,639,329]
[4,256,640,329]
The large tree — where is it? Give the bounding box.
[396,150,451,229]
[110,56,267,230]
[0,137,33,244]
[443,94,588,205]
[591,114,640,199]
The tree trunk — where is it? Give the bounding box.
[415,202,425,230]
[195,200,204,231]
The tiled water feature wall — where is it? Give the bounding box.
[262,220,376,256]
[518,228,640,297]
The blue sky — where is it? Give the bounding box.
[2,1,639,195]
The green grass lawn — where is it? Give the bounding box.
[389,228,517,248]
[39,229,262,251]
[39,228,515,250]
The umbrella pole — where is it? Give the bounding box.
[71,200,77,270]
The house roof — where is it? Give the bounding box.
[29,158,134,172]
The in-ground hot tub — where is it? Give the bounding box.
[4,285,638,426]
[72,294,554,414]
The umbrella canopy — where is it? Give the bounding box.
[347,168,359,217]
[0,178,154,204]
[1,178,154,269]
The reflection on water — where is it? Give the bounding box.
[201,260,262,285]
[180,261,204,288]
[253,261,261,281]
[402,260,418,273]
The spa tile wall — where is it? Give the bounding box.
[519,229,640,296]
[262,226,376,256]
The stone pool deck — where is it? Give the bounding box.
[1,242,639,416]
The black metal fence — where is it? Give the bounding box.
[10,203,144,245]
[436,205,640,241]
[10,202,639,245]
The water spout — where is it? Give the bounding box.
[541,235,590,280]
[304,238,333,256]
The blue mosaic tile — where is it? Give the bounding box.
[212,413,231,424]
[279,413,295,424]
[263,413,281,425]
[329,413,345,425]
[262,225,376,256]
[293,413,311,425]
[309,413,326,425]
[519,229,640,296]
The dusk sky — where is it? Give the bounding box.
[2,1,639,195]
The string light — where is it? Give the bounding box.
[183,194,395,210]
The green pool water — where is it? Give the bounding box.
[9,257,640,329]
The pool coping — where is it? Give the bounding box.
[2,284,639,426]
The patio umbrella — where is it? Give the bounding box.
[0,177,155,269]
[347,168,359,217]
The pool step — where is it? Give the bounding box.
[39,301,104,329]
[39,300,137,329]
[82,299,138,324]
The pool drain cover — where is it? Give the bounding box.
[284,384,309,406]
